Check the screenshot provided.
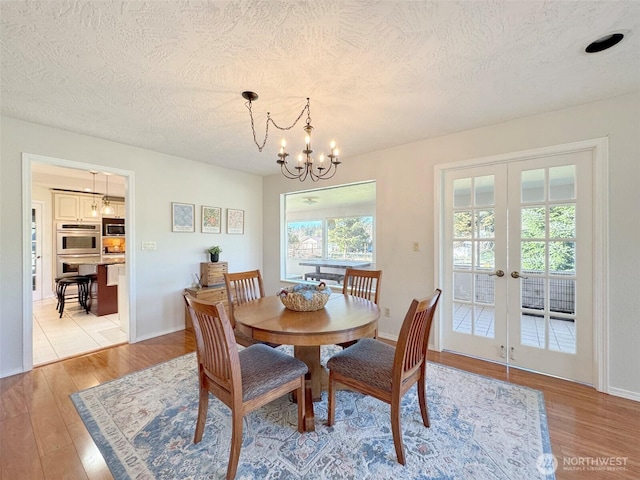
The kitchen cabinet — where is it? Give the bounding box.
[102,201,125,219]
[53,192,100,221]
[83,263,120,316]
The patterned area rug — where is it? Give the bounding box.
[71,346,554,479]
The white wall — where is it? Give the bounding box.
[0,117,263,377]
[263,92,640,398]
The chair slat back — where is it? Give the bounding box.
[394,289,442,381]
[224,269,265,325]
[184,294,241,396]
[342,268,382,304]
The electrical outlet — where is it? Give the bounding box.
[412,241,420,252]
[142,241,156,251]
[384,308,390,317]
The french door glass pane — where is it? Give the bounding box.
[550,278,575,315]
[521,169,545,202]
[454,211,472,238]
[548,317,576,353]
[474,305,495,338]
[453,178,472,207]
[474,175,494,206]
[476,209,494,238]
[453,272,472,301]
[549,205,575,238]
[522,277,546,310]
[521,313,546,348]
[476,241,495,269]
[453,241,472,268]
[549,165,575,200]
[453,302,472,333]
[521,207,545,238]
[549,241,575,274]
[521,241,546,271]
[474,273,495,304]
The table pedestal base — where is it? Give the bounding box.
[293,346,330,431]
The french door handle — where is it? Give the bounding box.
[489,269,505,277]
[511,271,529,279]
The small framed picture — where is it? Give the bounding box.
[171,202,195,232]
[201,206,222,233]
[227,208,244,234]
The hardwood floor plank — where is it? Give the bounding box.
[40,363,82,426]
[29,369,73,457]
[0,373,30,421]
[0,413,45,480]
[40,442,88,480]
[67,421,113,480]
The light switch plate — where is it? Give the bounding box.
[142,241,156,251]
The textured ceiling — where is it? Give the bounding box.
[2,1,639,177]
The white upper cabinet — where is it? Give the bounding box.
[53,192,101,222]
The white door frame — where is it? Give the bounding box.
[21,153,137,371]
[433,138,609,393]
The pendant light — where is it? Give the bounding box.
[101,173,114,215]
[90,171,99,217]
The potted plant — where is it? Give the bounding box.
[206,245,222,263]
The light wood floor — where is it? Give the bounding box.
[1,330,638,479]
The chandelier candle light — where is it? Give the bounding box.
[242,91,341,182]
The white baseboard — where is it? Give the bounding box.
[134,325,186,343]
[377,332,397,343]
[0,367,27,380]
[608,387,640,402]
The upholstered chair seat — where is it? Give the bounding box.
[239,344,308,401]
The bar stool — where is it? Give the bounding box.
[55,276,91,318]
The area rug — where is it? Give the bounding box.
[71,346,554,479]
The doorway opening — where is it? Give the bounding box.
[23,153,135,369]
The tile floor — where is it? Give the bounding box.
[453,303,576,353]
[33,297,128,366]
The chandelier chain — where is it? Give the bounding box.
[245,98,310,152]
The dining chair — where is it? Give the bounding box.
[338,268,382,348]
[327,288,442,465]
[184,294,307,480]
[224,269,278,347]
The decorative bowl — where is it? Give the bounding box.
[277,282,331,311]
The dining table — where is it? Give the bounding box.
[234,292,380,431]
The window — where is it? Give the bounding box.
[283,182,376,284]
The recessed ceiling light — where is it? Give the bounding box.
[585,33,624,53]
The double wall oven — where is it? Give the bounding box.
[56,223,101,278]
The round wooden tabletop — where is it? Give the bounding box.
[234,293,380,346]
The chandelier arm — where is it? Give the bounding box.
[280,162,304,180]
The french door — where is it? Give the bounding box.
[442,149,594,384]
[31,201,44,301]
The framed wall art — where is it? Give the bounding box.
[171,202,195,232]
[201,206,222,233]
[227,208,244,234]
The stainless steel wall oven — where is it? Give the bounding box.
[56,223,101,278]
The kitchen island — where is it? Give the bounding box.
[76,259,125,316]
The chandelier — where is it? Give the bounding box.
[242,91,340,182]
